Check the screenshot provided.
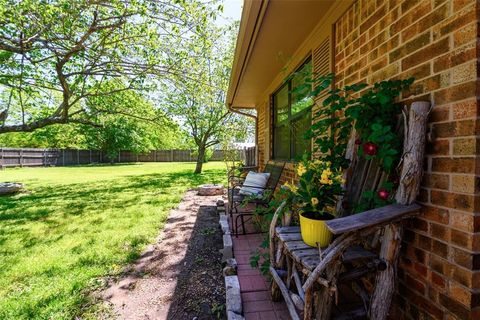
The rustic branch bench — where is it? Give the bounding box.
[268,102,430,320]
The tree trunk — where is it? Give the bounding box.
[195,144,206,174]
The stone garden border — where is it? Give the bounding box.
[217,199,245,320]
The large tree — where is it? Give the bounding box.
[163,22,252,173]
[0,0,216,133]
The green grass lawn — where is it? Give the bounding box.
[0,162,226,319]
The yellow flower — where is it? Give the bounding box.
[335,175,346,184]
[320,179,333,185]
[283,181,298,193]
[311,197,319,206]
[297,163,307,176]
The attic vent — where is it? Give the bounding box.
[313,37,331,101]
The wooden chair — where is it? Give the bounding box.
[228,161,285,236]
[268,102,430,319]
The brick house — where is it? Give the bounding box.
[226,0,479,319]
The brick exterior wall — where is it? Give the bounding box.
[255,0,479,318]
[334,0,479,319]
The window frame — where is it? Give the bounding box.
[271,56,313,161]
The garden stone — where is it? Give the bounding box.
[198,184,224,196]
[225,276,242,315]
[227,311,245,320]
[0,182,23,195]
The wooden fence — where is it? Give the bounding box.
[0,147,256,168]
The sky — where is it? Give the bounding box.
[216,0,243,25]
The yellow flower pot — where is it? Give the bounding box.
[299,212,333,248]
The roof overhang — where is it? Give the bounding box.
[227,0,336,109]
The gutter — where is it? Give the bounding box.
[227,0,269,107]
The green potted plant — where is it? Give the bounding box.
[283,158,344,247]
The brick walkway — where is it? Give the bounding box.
[231,215,290,320]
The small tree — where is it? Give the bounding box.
[163,22,252,173]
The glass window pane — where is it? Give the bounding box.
[274,84,289,125]
[292,110,311,159]
[291,60,313,116]
[274,124,290,160]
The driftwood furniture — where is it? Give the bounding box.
[228,161,285,236]
[268,102,430,319]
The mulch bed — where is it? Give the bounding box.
[166,204,226,319]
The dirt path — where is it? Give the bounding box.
[101,190,225,319]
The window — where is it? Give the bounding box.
[272,58,313,160]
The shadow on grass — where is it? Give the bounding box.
[0,169,223,224]
[0,166,226,319]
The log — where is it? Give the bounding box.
[369,224,403,319]
[303,287,314,320]
[270,266,301,320]
[370,101,430,320]
[270,201,287,302]
[269,201,286,265]
[395,101,430,205]
[291,293,304,311]
[286,256,293,289]
[292,265,305,301]
[314,260,342,320]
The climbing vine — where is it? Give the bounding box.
[308,75,414,173]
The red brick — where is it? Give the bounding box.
[360,4,387,34]
[431,189,477,212]
[453,138,479,156]
[452,266,474,288]
[406,74,444,96]
[431,157,476,174]
[451,228,473,249]
[405,273,426,294]
[453,0,476,11]
[429,105,450,122]
[417,233,432,251]
[401,3,448,42]
[452,99,479,119]
[414,262,428,278]
[402,285,444,319]
[433,6,477,40]
[396,62,431,81]
[433,119,479,138]
[402,37,450,70]
[431,271,446,288]
[426,139,449,156]
[451,246,475,270]
[243,300,273,313]
[433,42,477,72]
[449,280,473,308]
[431,223,450,242]
[450,210,475,232]
[390,1,432,35]
[434,81,478,105]
[411,217,429,232]
[439,293,471,319]
[452,172,479,196]
[432,238,449,256]
[390,31,431,62]
[421,205,449,224]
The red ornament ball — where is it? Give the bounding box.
[363,142,378,156]
[355,138,362,145]
[378,189,390,200]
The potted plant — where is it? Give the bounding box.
[283,158,344,247]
